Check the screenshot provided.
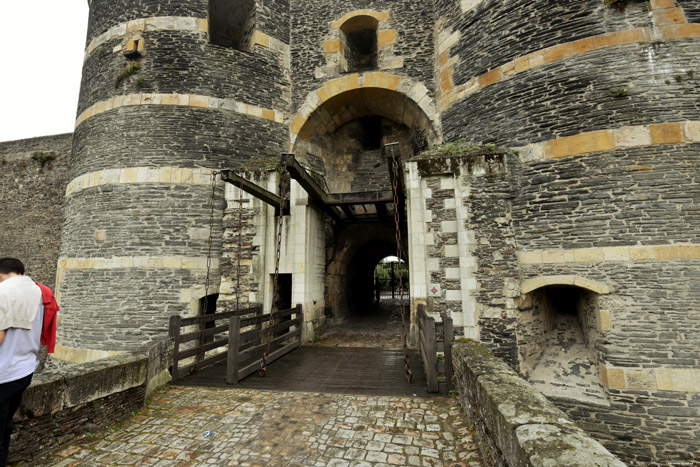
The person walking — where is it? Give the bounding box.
[0,258,43,467]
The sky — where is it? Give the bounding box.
[0,2,89,142]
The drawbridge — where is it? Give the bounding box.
[168,148,453,396]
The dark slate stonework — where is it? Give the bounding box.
[521,261,698,372]
[290,0,436,109]
[59,268,211,350]
[71,107,287,178]
[87,0,290,45]
[555,392,700,466]
[86,0,205,41]
[438,0,651,83]
[60,185,224,258]
[79,32,288,115]
[443,40,700,146]
[512,146,700,249]
[0,134,71,288]
[60,0,291,352]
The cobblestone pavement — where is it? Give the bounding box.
[33,385,482,467]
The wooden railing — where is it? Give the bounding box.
[417,304,454,393]
[226,304,303,384]
[169,305,263,381]
[168,304,303,383]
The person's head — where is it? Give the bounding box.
[0,258,25,282]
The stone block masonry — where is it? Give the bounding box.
[10,338,172,464]
[59,0,292,359]
[0,134,71,289]
[291,0,436,109]
[453,340,625,467]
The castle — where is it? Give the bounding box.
[1,0,699,464]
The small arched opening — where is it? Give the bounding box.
[517,283,609,404]
[340,16,379,72]
[208,0,256,51]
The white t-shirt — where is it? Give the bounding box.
[0,303,43,384]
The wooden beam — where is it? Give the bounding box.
[220,170,289,214]
[281,153,328,204]
[340,205,354,220]
[280,153,342,222]
[326,191,393,205]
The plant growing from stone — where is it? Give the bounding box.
[31,151,57,170]
[114,60,141,88]
[609,87,628,98]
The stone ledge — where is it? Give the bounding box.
[11,338,173,463]
[453,340,625,467]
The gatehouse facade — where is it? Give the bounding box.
[1,0,699,464]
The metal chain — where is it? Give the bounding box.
[236,183,243,311]
[259,170,288,377]
[196,170,218,372]
[390,148,412,383]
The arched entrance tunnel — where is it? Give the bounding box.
[290,81,438,346]
[324,223,408,347]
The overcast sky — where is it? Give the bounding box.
[0,2,89,142]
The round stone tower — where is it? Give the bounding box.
[57,0,291,360]
[432,0,700,464]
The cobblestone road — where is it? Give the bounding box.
[34,386,482,466]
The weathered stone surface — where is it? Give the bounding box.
[11,339,172,463]
[453,340,625,467]
[515,424,626,467]
[0,134,71,288]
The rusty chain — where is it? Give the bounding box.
[196,170,218,372]
[390,147,412,384]
[236,182,243,311]
[259,169,288,377]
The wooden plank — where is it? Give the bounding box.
[175,347,437,398]
[424,314,438,393]
[281,153,342,222]
[238,329,301,364]
[178,337,228,360]
[169,315,182,381]
[443,316,454,393]
[226,316,241,385]
[237,339,300,381]
[240,317,301,342]
[180,305,262,326]
[240,307,299,328]
[194,349,228,369]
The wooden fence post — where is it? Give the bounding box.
[425,314,438,393]
[169,315,181,381]
[226,315,241,385]
[443,316,454,393]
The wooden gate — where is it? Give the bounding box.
[168,304,302,383]
[417,304,454,393]
[226,304,302,384]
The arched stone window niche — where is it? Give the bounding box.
[340,15,379,72]
[209,0,256,51]
[517,276,612,405]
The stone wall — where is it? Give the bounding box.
[429,1,700,464]
[10,339,172,464]
[406,150,521,362]
[0,134,71,288]
[57,0,291,358]
[452,339,625,467]
[290,0,436,109]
